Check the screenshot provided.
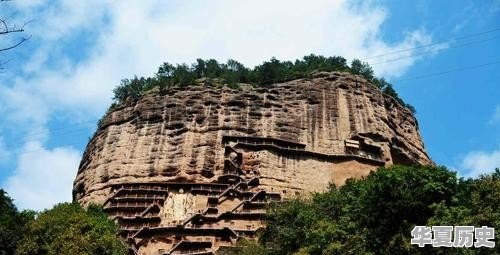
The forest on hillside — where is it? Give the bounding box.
[0,192,126,255]
[224,166,500,255]
[2,165,498,254]
[111,55,415,114]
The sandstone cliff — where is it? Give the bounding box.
[73,71,432,254]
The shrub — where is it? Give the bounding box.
[109,55,415,113]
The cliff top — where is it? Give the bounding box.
[109,55,415,114]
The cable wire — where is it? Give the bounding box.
[2,27,500,157]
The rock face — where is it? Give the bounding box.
[73,71,432,254]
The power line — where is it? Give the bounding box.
[4,58,500,157]
[361,27,500,60]
[2,27,500,157]
[252,27,500,84]
[2,58,499,159]
[370,35,500,66]
[392,60,500,82]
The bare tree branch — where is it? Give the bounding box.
[0,35,30,52]
[0,18,26,34]
[0,0,30,67]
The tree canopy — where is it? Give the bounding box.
[0,190,34,255]
[111,55,415,113]
[226,166,500,255]
[15,202,126,255]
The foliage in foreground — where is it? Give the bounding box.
[0,190,35,255]
[111,55,414,113]
[228,166,500,255]
[14,202,126,255]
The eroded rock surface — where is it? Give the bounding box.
[73,71,432,254]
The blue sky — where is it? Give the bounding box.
[0,0,499,210]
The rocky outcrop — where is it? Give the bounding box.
[73,71,432,254]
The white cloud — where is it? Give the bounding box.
[0,84,51,130]
[1,0,443,210]
[2,0,439,125]
[3,141,81,210]
[460,106,500,177]
[461,149,500,177]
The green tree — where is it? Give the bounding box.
[157,62,176,91]
[109,55,415,115]
[16,202,126,255]
[193,58,207,78]
[262,198,319,254]
[172,64,195,87]
[205,59,223,78]
[382,84,416,113]
[219,239,268,255]
[372,77,390,90]
[0,189,34,255]
[261,165,460,255]
[427,168,500,255]
[254,57,288,85]
[325,56,349,71]
[112,76,146,102]
[344,165,457,254]
[222,59,249,87]
[382,84,399,100]
[350,59,375,82]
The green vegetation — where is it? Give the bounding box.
[111,55,415,113]
[16,202,126,255]
[0,190,126,255]
[226,166,500,255]
[3,167,498,255]
[0,190,34,255]
[219,239,269,255]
